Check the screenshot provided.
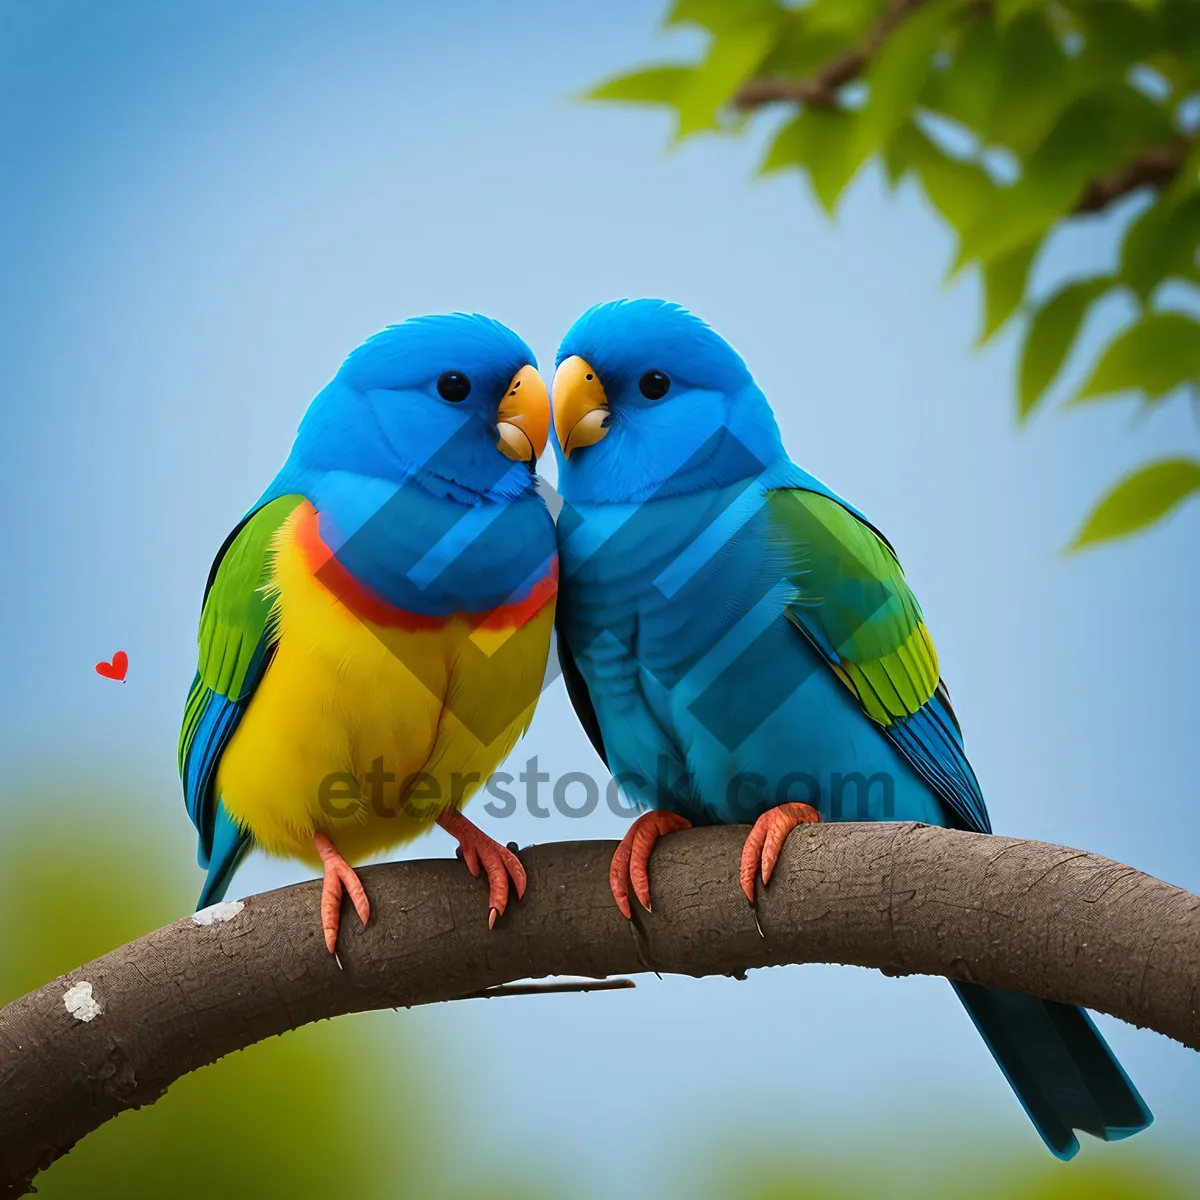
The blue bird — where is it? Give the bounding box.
[549,298,1152,1160]
[179,313,557,954]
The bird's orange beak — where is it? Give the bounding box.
[552,356,610,458]
[496,364,550,462]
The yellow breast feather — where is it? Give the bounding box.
[217,502,555,865]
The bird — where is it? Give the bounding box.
[548,297,1152,1160]
[178,313,557,954]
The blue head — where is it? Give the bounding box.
[551,299,786,504]
[289,313,549,502]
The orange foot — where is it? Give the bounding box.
[438,808,527,929]
[610,810,692,919]
[314,832,371,955]
[740,803,820,903]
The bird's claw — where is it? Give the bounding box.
[313,831,370,955]
[438,808,527,927]
[739,803,820,904]
[610,810,692,919]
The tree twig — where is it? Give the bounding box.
[457,978,636,1000]
[732,1,1192,217]
[1072,136,1194,214]
[2,823,1198,1196]
[732,0,931,111]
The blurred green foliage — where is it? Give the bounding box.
[0,803,415,1198]
[589,0,1200,549]
[701,1152,1195,1199]
[0,792,560,1200]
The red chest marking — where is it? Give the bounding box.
[292,501,557,631]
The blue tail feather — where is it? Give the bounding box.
[196,801,253,909]
[952,981,1152,1159]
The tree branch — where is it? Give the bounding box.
[732,2,1193,217]
[732,0,931,111]
[1072,136,1195,214]
[2,822,1198,1196]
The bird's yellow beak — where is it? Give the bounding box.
[552,356,610,458]
[496,364,550,462]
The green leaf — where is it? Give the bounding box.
[881,121,925,188]
[1018,277,1114,416]
[910,131,997,230]
[879,119,997,229]
[984,12,1072,153]
[978,240,1039,344]
[759,107,867,214]
[673,21,783,136]
[1160,0,1200,76]
[1074,310,1200,402]
[1120,190,1200,300]
[757,27,856,80]
[995,0,1044,24]
[586,66,694,107]
[665,0,784,35]
[1072,2,1160,93]
[1032,84,1173,183]
[921,153,996,231]
[1070,457,1200,548]
[800,0,885,36]
[959,85,1175,266]
[919,18,1001,130]
[1165,136,1200,203]
[758,0,871,79]
[854,0,952,158]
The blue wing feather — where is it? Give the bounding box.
[179,487,302,907]
[180,677,258,905]
[764,462,990,835]
[888,691,991,834]
[181,680,243,861]
[197,801,254,909]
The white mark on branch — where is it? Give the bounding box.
[193,900,244,927]
[63,981,102,1022]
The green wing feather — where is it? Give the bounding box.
[765,488,939,726]
[178,494,303,793]
[196,495,301,698]
[765,486,989,834]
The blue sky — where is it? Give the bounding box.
[3,1,1198,1193]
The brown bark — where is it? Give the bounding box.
[1072,137,1194,214]
[732,0,931,111]
[2,822,1198,1196]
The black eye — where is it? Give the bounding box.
[639,370,670,400]
[437,371,471,402]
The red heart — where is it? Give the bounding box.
[96,651,128,682]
